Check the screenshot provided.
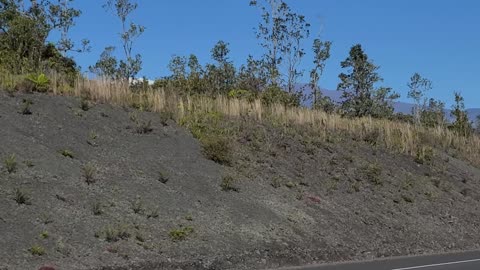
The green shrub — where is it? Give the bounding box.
[60,149,74,158]
[29,245,45,256]
[4,154,17,174]
[169,226,194,241]
[26,73,50,92]
[80,98,90,111]
[40,231,49,239]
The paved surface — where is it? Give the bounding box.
[272,251,480,270]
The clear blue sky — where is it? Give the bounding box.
[67,0,480,108]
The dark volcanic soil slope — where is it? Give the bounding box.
[1,92,480,270]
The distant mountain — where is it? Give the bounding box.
[298,85,480,123]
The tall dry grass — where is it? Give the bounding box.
[2,73,479,167]
[70,77,480,167]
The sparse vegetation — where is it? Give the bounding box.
[415,146,434,165]
[146,208,159,219]
[83,163,97,185]
[220,175,239,192]
[4,154,17,174]
[14,189,31,205]
[202,135,231,165]
[60,149,75,158]
[29,245,46,256]
[271,177,282,188]
[80,98,90,111]
[98,225,131,243]
[24,160,34,168]
[131,196,145,215]
[88,131,99,146]
[89,131,98,140]
[20,99,33,115]
[169,226,194,241]
[40,231,49,239]
[361,162,383,185]
[158,170,169,184]
[92,201,103,216]
[135,120,153,134]
[181,112,232,165]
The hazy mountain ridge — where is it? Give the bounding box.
[299,85,479,122]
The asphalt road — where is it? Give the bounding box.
[272,251,480,270]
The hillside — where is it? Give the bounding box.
[2,89,480,270]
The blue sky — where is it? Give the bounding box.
[67,0,480,108]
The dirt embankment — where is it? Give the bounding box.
[1,91,480,270]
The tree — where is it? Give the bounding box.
[0,0,85,73]
[337,44,398,118]
[167,55,187,90]
[186,54,204,94]
[102,0,144,81]
[475,115,480,134]
[249,0,290,86]
[450,92,473,137]
[310,38,331,110]
[205,41,236,95]
[48,0,90,55]
[284,10,310,93]
[421,98,445,128]
[237,55,268,93]
[407,73,432,125]
[88,46,118,79]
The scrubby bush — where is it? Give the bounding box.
[83,163,96,185]
[14,189,31,205]
[29,245,46,256]
[180,111,233,165]
[202,136,232,165]
[4,154,17,174]
[169,226,194,241]
[20,99,33,115]
[415,146,434,165]
[220,175,239,192]
[101,225,131,242]
[60,149,74,159]
[361,162,383,185]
